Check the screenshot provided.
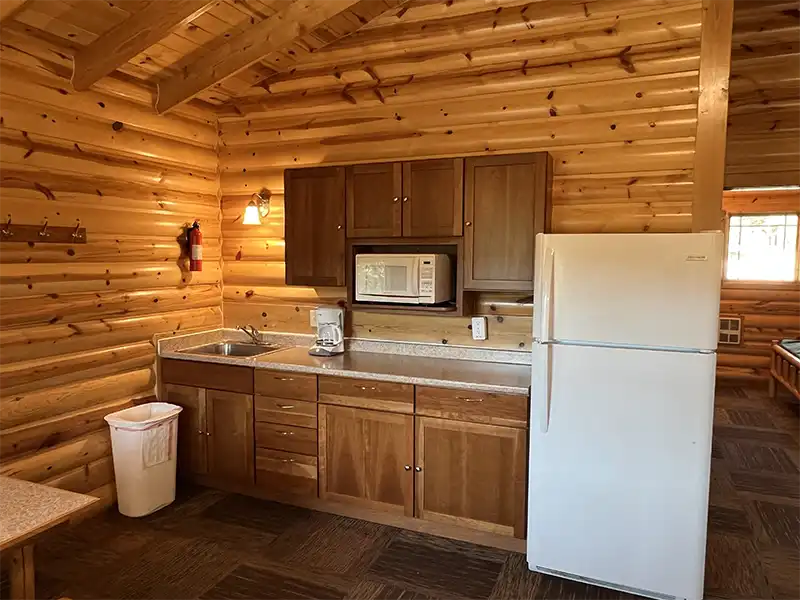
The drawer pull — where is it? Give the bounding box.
[276,377,295,382]
[358,385,377,391]
[459,397,484,403]
[279,431,294,436]
[281,459,295,464]
[277,404,295,409]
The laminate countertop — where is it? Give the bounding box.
[162,345,531,396]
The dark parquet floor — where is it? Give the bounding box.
[10,384,800,599]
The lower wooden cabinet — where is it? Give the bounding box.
[163,383,254,487]
[206,389,255,486]
[415,417,528,538]
[318,405,414,516]
[163,383,208,477]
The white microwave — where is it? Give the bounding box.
[355,254,454,305]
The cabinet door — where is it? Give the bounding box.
[464,153,552,291]
[284,167,346,286]
[346,163,402,238]
[206,390,255,486]
[318,405,413,515]
[402,159,464,237]
[415,417,528,538]
[163,384,207,476]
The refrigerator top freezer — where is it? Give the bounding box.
[533,232,724,352]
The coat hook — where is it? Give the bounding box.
[39,220,50,238]
[71,220,82,239]
[1,216,12,237]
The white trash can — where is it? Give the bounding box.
[104,402,183,517]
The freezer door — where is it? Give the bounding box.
[528,342,716,600]
[533,233,723,351]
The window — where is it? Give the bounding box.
[725,213,799,281]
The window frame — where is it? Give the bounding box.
[722,210,800,284]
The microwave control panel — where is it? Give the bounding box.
[420,260,433,294]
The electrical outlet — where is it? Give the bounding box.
[309,309,317,328]
[471,316,487,341]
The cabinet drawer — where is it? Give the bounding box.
[254,370,317,401]
[255,396,317,429]
[255,448,317,497]
[255,422,317,455]
[318,375,413,413]
[416,386,528,428]
[161,358,253,394]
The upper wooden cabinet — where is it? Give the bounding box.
[346,163,402,238]
[346,159,464,239]
[464,153,552,291]
[284,166,346,286]
[403,159,464,237]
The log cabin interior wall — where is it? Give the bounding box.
[0,3,222,502]
[218,0,706,349]
[716,0,800,383]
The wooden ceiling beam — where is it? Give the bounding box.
[0,0,29,24]
[71,0,216,92]
[155,0,361,115]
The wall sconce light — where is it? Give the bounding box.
[243,188,271,225]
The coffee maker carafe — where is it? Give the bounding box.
[309,307,345,356]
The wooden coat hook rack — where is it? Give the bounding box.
[0,217,87,243]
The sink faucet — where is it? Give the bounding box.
[237,324,262,344]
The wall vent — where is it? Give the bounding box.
[719,316,742,345]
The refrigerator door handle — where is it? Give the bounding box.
[541,343,552,433]
[541,248,555,343]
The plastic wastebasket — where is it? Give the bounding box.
[104,402,183,517]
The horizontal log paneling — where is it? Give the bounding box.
[220,0,703,348]
[0,32,222,501]
[725,0,800,187]
[721,0,800,382]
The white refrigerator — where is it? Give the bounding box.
[527,233,724,600]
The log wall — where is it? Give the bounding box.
[0,29,222,500]
[218,0,704,349]
[725,0,800,188]
[718,189,800,382]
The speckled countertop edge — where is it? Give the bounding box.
[157,328,531,365]
[158,329,531,395]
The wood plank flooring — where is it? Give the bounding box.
[4,384,798,599]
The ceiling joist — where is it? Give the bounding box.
[154,0,363,114]
[71,0,216,92]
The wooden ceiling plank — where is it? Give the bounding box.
[0,0,29,24]
[154,0,361,114]
[70,0,217,91]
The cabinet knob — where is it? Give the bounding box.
[402,197,409,203]
[337,225,342,230]
[404,465,411,471]
[393,197,399,203]
[465,221,472,227]
[205,432,211,436]
[197,430,204,435]
[414,466,422,472]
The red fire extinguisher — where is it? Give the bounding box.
[188,220,202,272]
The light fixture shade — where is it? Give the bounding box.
[242,201,262,225]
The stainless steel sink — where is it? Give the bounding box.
[182,342,284,358]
